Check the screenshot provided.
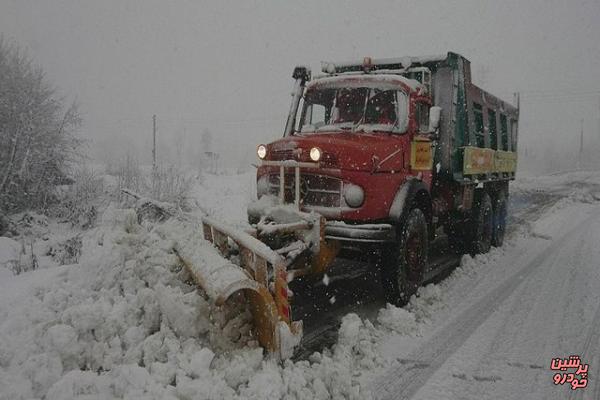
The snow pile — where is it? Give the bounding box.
[0,204,388,400]
[294,314,384,399]
[377,304,418,335]
[0,205,252,399]
[406,284,444,322]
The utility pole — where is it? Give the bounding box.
[152,114,157,170]
[578,118,584,170]
[597,96,600,170]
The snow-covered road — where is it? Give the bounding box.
[372,175,600,399]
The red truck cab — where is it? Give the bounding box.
[253,71,438,242]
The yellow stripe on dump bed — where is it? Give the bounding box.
[462,147,517,175]
[494,150,517,173]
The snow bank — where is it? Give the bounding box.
[0,206,253,399]
[0,205,387,400]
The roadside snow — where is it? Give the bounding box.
[189,172,256,229]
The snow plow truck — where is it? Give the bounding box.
[189,52,519,359]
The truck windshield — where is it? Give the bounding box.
[298,87,408,134]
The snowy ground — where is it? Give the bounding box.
[0,170,599,399]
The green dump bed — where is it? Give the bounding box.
[422,52,519,183]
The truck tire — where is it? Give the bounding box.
[380,208,428,306]
[469,191,493,255]
[492,190,508,247]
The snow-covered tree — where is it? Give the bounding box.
[0,37,81,213]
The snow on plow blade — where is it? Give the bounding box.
[173,216,302,360]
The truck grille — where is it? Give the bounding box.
[268,173,342,207]
[271,149,295,160]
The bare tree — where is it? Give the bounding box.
[0,36,81,213]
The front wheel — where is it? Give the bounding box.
[380,208,429,306]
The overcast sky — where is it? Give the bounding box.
[1,0,599,172]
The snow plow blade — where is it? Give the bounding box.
[173,216,303,359]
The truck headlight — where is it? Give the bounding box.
[257,175,269,197]
[257,144,267,159]
[343,184,364,208]
[309,147,322,162]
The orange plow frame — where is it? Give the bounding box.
[175,216,305,359]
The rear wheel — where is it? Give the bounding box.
[468,191,493,255]
[492,190,508,247]
[381,208,428,306]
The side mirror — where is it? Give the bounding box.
[429,106,442,132]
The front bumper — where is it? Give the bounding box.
[324,221,395,243]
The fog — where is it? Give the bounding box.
[2,0,599,174]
